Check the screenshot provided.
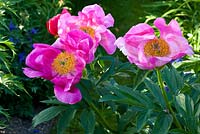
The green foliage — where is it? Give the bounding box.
[0,0,200,134]
[0,0,73,118]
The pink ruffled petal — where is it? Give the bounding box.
[137,44,148,63]
[24,43,61,79]
[58,14,79,38]
[81,4,105,18]
[54,85,82,104]
[154,57,171,67]
[51,76,74,90]
[124,23,155,46]
[135,62,155,70]
[23,68,44,78]
[104,14,114,28]
[154,18,182,38]
[115,37,140,64]
[115,37,128,56]
[51,38,66,50]
[126,23,155,36]
[164,34,194,59]
[99,29,116,54]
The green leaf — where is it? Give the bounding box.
[118,111,136,132]
[99,94,144,108]
[175,93,186,112]
[133,70,151,90]
[144,78,166,108]
[78,79,93,103]
[113,85,153,108]
[124,127,137,134]
[136,109,152,132]
[80,109,96,134]
[101,83,154,110]
[57,108,76,134]
[185,95,194,116]
[40,99,64,105]
[32,106,67,127]
[152,113,173,134]
[176,56,200,73]
[96,60,115,85]
[191,83,200,104]
[169,129,187,134]
[194,102,200,118]
[0,106,9,119]
[94,125,107,134]
[116,62,136,73]
[0,40,16,59]
[184,95,197,133]
[99,94,121,102]
[162,66,184,94]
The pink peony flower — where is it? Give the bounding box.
[46,9,70,36]
[23,43,86,104]
[115,18,193,70]
[57,4,116,55]
[52,30,95,63]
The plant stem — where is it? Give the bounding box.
[156,68,182,129]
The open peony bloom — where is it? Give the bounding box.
[47,9,71,36]
[57,4,116,55]
[53,30,95,63]
[23,43,86,104]
[115,18,193,70]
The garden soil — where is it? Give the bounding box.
[0,117,55,134]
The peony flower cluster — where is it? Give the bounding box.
[23,4,116,104]
[24,3,194,105]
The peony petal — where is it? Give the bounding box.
[115,37,138,64]
[58,14,79,38]
[51,76,74,88]
[81,4,105,18]
[23,68,44,78]
[137,44,148,63]
[164,34,194,59]
[124,23,155,46]
[54,85,82,104]
[115,37,128,56]
[104,14,114,28]
[24,43,61,79]
[99,29,116,54]
[125,23,154,36]
[65,30,95,63]
[51,38,66,50]
[154,18,182,38]
[153,57,171,67]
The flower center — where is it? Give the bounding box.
[52,52,75,75]
[144,39,170,57]
[80,26,95,38]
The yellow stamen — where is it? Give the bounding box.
[80,26,95,38]
[144,39,170,57]
[52,52,75,75]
